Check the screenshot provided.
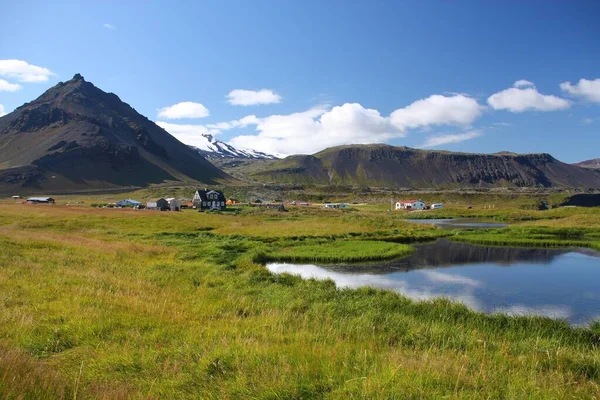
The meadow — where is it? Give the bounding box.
[1,200,600,399]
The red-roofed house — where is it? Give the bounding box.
[395,199,426,210]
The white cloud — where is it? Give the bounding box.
[514,79,534,88]
[560,78,600,103]
[389,94,483,130]
[103,23,116,30]
[156,121,223,148]
[157,101,210,119]
[420,130,482,148]
[0,59,55,83]
[0,79,21,92]
[229,103,403,156]
[226,89,282,106]
[581,117,595,125]
[487,81,570,112]
[0,104,6,117]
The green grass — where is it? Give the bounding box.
[1,203,600,398]
[262,239,415,263]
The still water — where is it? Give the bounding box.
[267,240,600,325]
[406,218,507,229]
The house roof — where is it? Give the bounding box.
[398,199,419,203]
[117,199,141,205]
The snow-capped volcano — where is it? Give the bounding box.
[189,134,278,159]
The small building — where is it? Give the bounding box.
[27,197,55,204]
[192,189,226,211]
[180,200,193,210]
[226,198,240,205]
[395,199,426,210]
[166,198,181,211]
[147,198,169,211]
[116,199,141,208]
[11,195,20,200]
[324,203,348,209]
[430,203,444,210]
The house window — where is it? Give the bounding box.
[221,201,224,206]
[202,201,206,206]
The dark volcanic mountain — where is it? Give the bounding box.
[0,74,229,192]
[574,158,600,169]
[252,144,600,188]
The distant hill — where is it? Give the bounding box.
[251,144,600,188]
[574,158,600,169]
[0,74,229,193]
[188,134,277,160]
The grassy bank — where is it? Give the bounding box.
[1,203,600,398]
[262,240,415,263]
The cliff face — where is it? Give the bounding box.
[0,74,229,192]
[252,144,600,188]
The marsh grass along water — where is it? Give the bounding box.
[267,239,600,325]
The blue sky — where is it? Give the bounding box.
[1,1,599,161]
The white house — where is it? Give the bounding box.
[395,199,426,210]
[324,203,348,209]
[166,198,181,211]
[430,203,444,209]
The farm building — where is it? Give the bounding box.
[226,198,240,205]
[116,199,141,208]
[430,203,444,209]
[147,198,169,211]
[166,198,181,211]
[395,199,426,210]
[27,197,55,204]
[193,189,226,211]
[324,203,348,209]
[180,200,193,209]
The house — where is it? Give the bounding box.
[192,189,226,211]
[147,198,169,211]
[180,200,193,210]
[115,199,141,208]
[395,199,426,210]
[324,203,348,209]
[226,198,239,205]
[166,198,181,211]
[27,197,55,204]
[430,203,444,210]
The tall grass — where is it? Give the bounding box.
[0,203,600,398]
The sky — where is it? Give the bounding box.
[1,1,599,161]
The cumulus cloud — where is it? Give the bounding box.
[226,89,282,106]
[514,79,534,88]
[420,130,482,148]
[103,23,116,30]
[390,94,483,130]
[487,81,570,112]
[157,101,210,119]
[0,79,21,92]
[0,59,55,82]
[157,94,486,156]
[0,104,6,117]
[560,78,600,103]
[155,121,222,148]
[229,103,403,156]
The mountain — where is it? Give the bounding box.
[0,74,229,192]
[251,144,600,188]
[189,134,277,159]
[574,158,600,169]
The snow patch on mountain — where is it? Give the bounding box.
[190,134,278,159]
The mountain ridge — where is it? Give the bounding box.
[188,134,277,159]
[250,143,600,188]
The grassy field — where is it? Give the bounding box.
[1,201,600,398]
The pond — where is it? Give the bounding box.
[406,218,507,229]
[266,239,600,325]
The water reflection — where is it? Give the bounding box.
[266,240,600,325]
[406,218,507,230]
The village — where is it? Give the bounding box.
[13,190,444,213]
